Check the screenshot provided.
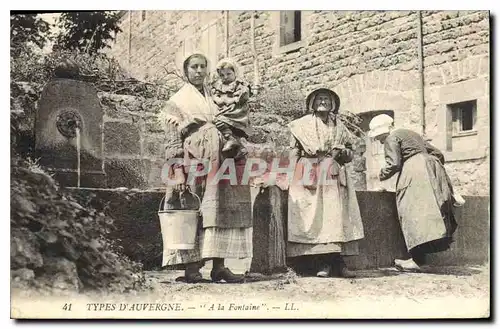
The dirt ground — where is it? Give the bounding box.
[11,264,490,319]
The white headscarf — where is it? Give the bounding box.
[159,52,218,130]
[179,51,212,85]
[214,57,243,81]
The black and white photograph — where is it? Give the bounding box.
[9,7,491,320]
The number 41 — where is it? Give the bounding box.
[62,303,72,311]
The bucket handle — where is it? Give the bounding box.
[159,186,202,212]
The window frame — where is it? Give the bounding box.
[443,98,486,162]
[449,100,478,137]
[273,11,306,55]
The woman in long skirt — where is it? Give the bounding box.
[159,52,253,283]
[286,88,365,278]
[368,114,464,271]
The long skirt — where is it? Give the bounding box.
[395,153,458,254]
[161,183,253,269]
[286,160,364,258]
[162,226,253,268]
[287,240,359,257]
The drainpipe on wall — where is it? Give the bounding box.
[250,11,260,95]
[416,10,426,137]
[128,11,132,67]
[225,10,229,57]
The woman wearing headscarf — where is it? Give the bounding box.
[368,114,464,272]
[286,88,365,278]
[158,52,253,283]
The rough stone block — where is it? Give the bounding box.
[147,159,166,188]
[440,63,452,85]
[366,71,379,90]
[352,157,367,172]
[478,56,489,76]
[428,195,490,265]
[50,171,107,189]
[377,71,388,90]
[250,186,287,274]
[105,158,150,189]
[439,77,488,104]
[352,172,367,191]
[104,122,141,156]
[384,71,398,91]
[144,134,166,159]
[426,68,444,86]
[466,56,480,79]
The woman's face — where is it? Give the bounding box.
[313,92,333,112]
[186,55,207,86]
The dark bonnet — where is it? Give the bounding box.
[306,88,341,113]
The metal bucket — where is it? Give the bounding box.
[158,189,201,250]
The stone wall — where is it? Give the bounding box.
[25,76,167,190]
[98,92,166,189]
[70,187,490,271]
[108,10,490,195]
[420,11,490,196]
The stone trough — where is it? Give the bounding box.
[67,187,490,273]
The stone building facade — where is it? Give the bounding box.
[108,10,490,195]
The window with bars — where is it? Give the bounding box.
[280,11,301,47]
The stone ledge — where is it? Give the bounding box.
[444,148,488,162]
[275,40,306,55]
[69,187,489,271]
[452,130,478,138]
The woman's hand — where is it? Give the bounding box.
[341,148,354,159]
[174,168,186,191]
[316,150,330,162]
[180,122,198,138]
[250,176,269,189]
[374,186,387,192]
[332,147,353,165]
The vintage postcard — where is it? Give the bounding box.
[10,9,490,319]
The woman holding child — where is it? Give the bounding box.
[286,88,365,278]
[159,52,252,283]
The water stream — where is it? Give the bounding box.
[76,127,81,188]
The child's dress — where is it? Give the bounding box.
[211,78,251,138]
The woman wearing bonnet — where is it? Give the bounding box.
[158,52,253,283]
[368,114,464,272]
[285,88,365,278]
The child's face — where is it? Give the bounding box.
[218,67,236,84]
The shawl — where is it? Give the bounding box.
[288,114,352,156]
[158,52,221,161]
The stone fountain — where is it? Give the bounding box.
[34,61,106,188]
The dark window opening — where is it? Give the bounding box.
[449,100,476,135]
[358,110,395,133]
[141,11,146,21]
[294,11,301,42]
[280,11,301,47]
